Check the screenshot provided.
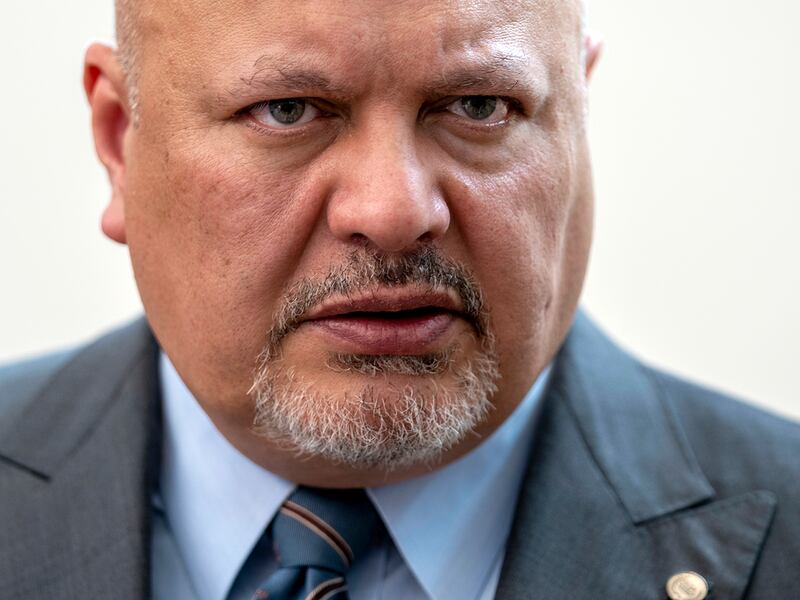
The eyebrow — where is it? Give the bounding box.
[426,54,534,96]
[225,54,350,101]
[240,68,345,95]
[224,52,537,103]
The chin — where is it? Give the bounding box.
[248,340,500,471]
[243,246,502,468]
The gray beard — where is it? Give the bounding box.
[250,337,499,471]
[248,247,499,470]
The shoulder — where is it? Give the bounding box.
[0,319,155,428]
[645,366,800,490]
[643,364,800,595]
[0,349,78,425]
[564,311,800,481]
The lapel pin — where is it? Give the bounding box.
[666,571,710,600]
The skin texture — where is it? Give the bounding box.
[85,0,601,487]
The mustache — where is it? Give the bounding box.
[264,246,489,358]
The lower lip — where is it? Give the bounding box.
[305,311,459,355]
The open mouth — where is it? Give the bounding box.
[303,292,464,355]
[332,305,454,323]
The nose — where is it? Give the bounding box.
[326,121,450,253]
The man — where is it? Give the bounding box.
[0,0,797,598]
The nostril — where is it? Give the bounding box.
[326,179,449,252]
[350,233,371,247]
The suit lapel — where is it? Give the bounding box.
[0,319,160,600]
[0,312,779,598]
[496,312,777,599]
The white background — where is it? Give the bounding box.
[1,1,798,421]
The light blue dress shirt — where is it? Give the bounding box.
[153,354,550,600]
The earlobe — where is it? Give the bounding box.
[101,195,127,244]
[584,33,603,82]
[84,43,131,245]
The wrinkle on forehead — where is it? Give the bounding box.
[216,49,546,113]
[126,0,584,54]
[125,0,585,113]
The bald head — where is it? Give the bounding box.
[114,0,589,110]
[114,0,141,111]
[89,0,599,485]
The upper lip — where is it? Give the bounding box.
[303,287,464,321]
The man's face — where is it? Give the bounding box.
[112,0,593,483]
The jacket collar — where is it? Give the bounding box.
[496,311,776,599]
[0,318,159,479]
[0,313,778,599]
[551,310,715,523]
[0,318,159,600]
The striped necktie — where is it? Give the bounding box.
[252,487,380,600]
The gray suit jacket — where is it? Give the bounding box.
[1,312,798,599]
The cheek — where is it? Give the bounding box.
[446,134,583,360]
[124,138,322,373]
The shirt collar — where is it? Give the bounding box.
[159,354,294,600]
[160,352,550,600]
[369,366,550,600]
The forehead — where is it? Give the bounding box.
[151,0,578,40]
[140,0,582,92]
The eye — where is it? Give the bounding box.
[445,96,510,124]
[247,98,321,128]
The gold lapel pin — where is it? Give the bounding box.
[666,571,710,600]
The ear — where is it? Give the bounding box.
[84,43,131,245]
[584,32,603,82]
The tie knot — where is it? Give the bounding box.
[272,487,380,574]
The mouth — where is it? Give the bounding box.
[301,289,465,355]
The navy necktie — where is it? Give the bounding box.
[252,487,380,600]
